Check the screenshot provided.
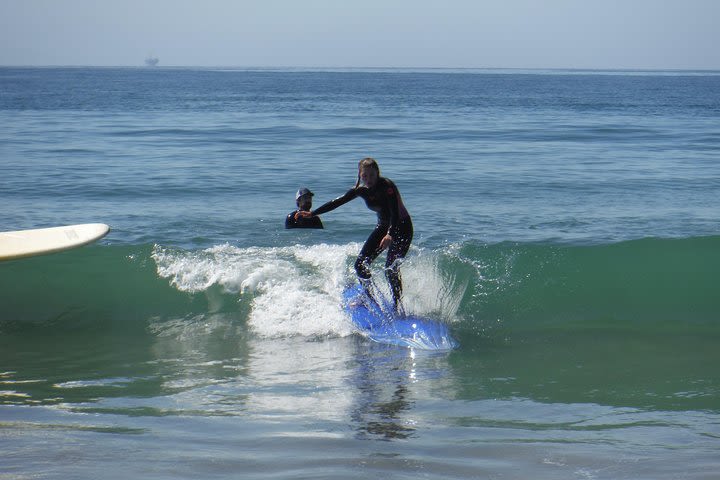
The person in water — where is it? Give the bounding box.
[286,187,323,229]
[296,157,413,311]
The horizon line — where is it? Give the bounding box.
[2,64,720,73]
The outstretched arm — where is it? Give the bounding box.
[297,188,358,219]
[312,189,358,216]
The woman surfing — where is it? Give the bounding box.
[296,157,413,312]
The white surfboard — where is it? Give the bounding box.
[0,223,110,261]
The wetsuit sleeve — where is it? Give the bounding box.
[385,180,401,237]
[311,188,358,216]
[285,212,296,229]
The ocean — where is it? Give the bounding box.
[1,66,719,479]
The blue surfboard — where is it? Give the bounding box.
[342,283,458,350]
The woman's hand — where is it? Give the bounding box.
[380,234,393,250]
[295,211,312,220]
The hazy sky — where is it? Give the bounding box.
[1,0,719,69]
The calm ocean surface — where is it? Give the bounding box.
[1,67,719,479]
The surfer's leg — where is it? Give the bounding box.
[354,226,385,281]
[385,262,403,311]
[384,220,413,312]
[355,226,385,304]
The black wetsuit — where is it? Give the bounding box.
[285,210,324,229]
[311,177,413,306]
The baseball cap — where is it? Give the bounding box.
[296,187,314,200]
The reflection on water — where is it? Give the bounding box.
[0,313,459,446]
[350,347,418,441]
[3,311,719,421]
[148,315,457,443]
[3,312,720,480]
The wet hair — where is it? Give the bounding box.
[355,157,380,188]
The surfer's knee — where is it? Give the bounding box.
[354,257,371,279]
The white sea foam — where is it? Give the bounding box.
[400,249,468,322]
[152,243,465,339]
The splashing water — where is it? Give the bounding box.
[152,243,467,340]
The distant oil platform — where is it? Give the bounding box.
[145,56,159,67]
